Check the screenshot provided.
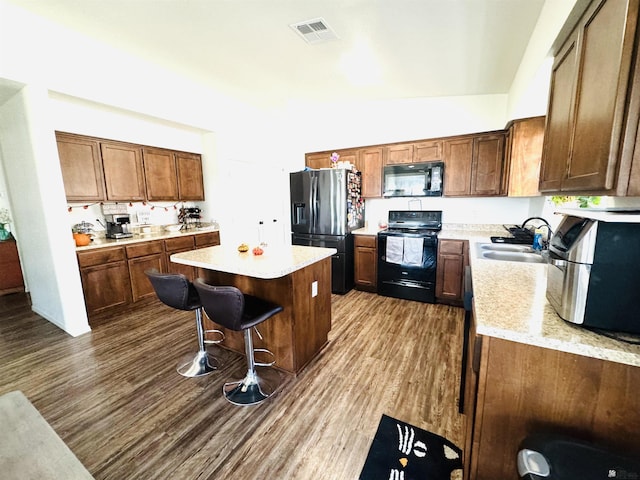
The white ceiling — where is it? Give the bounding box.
[6,0,546,108]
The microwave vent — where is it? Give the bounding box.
[290,18,338,44]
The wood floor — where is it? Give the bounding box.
[0,290,466,479]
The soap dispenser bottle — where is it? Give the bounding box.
[532,228,544,251]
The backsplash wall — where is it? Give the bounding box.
[365,196,540,227]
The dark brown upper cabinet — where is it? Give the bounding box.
[540,0,640,195]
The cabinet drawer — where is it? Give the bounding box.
[126,241,164,258]
[439,239,465,255]
[354,235,376,248]
[195,231,220,247]
[165,235,195,252]
[77,247,126,267]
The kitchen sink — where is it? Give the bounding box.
[477,243,536,253]
[474,243,546,264]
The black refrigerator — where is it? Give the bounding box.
[290,169,365,294]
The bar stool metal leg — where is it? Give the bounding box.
[222,328,275,406]
[177,308,220,377]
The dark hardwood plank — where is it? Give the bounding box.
[0,290,465,479]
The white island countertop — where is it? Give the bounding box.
[171,244,337,280]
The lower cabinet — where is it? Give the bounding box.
[126,241,165,302]
[77,247,132,315]
[354,234,377,291]
[77,231,220,318]
[465,336,640,480]
[165,236,196,280]
[436,239,468,305]
[0,239,25,295]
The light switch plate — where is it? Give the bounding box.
[311,281,318,297]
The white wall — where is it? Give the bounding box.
[283,94,509,154]
[0,86,90,336]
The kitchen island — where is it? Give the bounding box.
[171,244,336,375]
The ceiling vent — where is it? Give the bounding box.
[290,17,339,44]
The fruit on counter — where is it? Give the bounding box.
[237,243,249,252]
[252,246,264,256]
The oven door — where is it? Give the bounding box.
[377,231,438,303]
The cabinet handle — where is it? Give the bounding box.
[472,336,483,374]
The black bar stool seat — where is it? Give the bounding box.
[145,269,223,377]
[194,278,283,406]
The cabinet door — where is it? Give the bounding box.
[129,254,166,302]
[540,30,578,192]
[436,239,466,302]
[471,134,505,196]
[56,132,105,202]
[443,138,473,196]
[101,141,146,201]
[462,320,481,480]
[176,152,205,201]
[506,117,545,197]
[354,235,377,291]
[359,147,383,198]
[337,150,359,170]
[0,239,24,294]
[165,248,196,280]
[414,140,443,162]
[143,147,178,201]
[384,144,414,165]
[563,0,636,191]
[80,262,131,315]
[305,153,329,170]
[165,235,196,280]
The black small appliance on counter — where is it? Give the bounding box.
[105,214,132,239]
[546,210,640,335]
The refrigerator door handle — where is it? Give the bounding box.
[311,174,318,234]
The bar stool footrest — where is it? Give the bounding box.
[254,348,276,367]
[204,329,225,345]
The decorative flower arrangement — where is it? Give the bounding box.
[330,152,340,167]
[0,208,11,226]
[0,208,11,241]
[550,195,601,208]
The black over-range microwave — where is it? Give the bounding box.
[383,161,444,197]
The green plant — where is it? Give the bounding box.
[549,196,601,208]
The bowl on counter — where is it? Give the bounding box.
[164,224,183,232]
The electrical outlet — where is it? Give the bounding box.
[311,281,318,297]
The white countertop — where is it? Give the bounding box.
[451,229,640,367]
[171,244,337,280]
[75,226,219,251]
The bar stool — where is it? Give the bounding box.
[193,278,284,406]
[145,269,224,377]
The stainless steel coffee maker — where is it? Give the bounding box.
[105,214,133,239]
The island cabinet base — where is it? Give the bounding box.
[467,336,640,480]
[200,257,332,375]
